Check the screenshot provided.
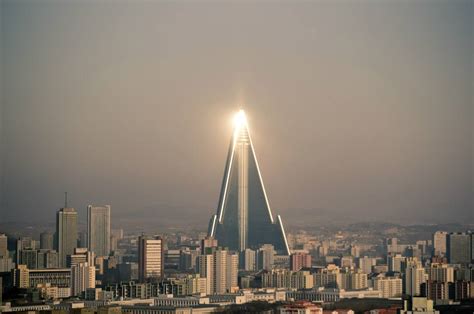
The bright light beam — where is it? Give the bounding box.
[233,109,247,130]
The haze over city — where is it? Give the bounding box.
[1,1,473,227]
[1,2,474,314]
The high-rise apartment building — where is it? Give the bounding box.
[386,238,400,254]
[290,252,312,271]
[21,249,38,269]
[447,232,471,265]
[178,249,196,271]
[358,256,377,274]
[372,275,403,298]
[12,265,30,288]
[313,264,340,289]
[196,254,214,295]
[472,233,474,262]
[213,248,229,294]
[274,254,291,269]
[37,250,59,269]
[349,270,369,290]
[316,265,366,291]
[403,258,426,296]
[242,248,256,271]
[196,247,238,295]
[223,250,239,294]
[110,229,123,253]
[208,110,290,255]
[428,263,454,283]
[0,234,8,257]
[201,236,218,252]
[87,205,111,257]
[16,237,36,265]
[350,245,360,258]
[67,247,95,268]
[425,281,449,301]
[257,244,276,271]
[71,262,95,296]
[17,237,35,251]
[262,269,314,290]
[40,232,54,250]
[56,207,78,267]
[388,254,405,272]
[118,262,139,282]
[138,235,164,282]
[0,234,11,272]
[340,256,354,268]
[432,231,448,257]
[0,255,14,272]
[335,268,368,290]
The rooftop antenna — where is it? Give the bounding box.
[64,192,68,208]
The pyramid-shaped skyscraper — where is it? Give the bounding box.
[208,110,290,255]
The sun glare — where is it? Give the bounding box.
[233,109,247,130]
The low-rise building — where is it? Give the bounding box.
[400,297,439,314]
[29,268,72,298]
[154,295,210,307]
[280,301,322,314]
[0,303,52,313]
[287,288,382,302]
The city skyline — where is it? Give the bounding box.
[0,1,472,226]
[0,1,472,312]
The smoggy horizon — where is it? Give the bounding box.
[1,1,473,227]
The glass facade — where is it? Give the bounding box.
[209,116,290,255]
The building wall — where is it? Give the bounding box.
[72,262,96,296]
[56,208,78,268]
[447,233,471,265]
[138,236,164,282]
[373,277,403,298]
[87,205,111,257]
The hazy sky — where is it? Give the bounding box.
[1,0,472,228]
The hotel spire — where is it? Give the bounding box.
[208,110,290,255]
